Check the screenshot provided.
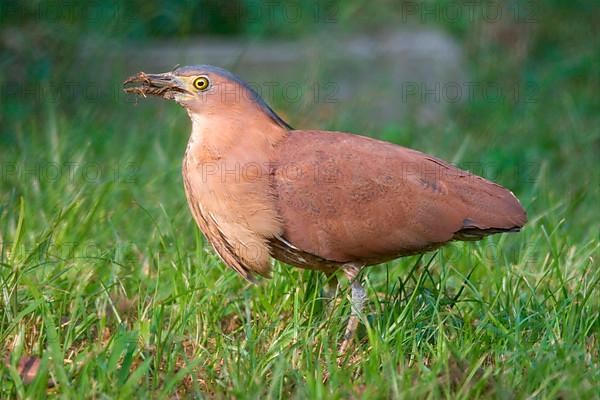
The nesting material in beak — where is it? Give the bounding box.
[123,72,188,99]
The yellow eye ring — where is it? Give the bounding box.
[193,76,210,91]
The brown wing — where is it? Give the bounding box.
[272,130,527,265]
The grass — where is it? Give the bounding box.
[2,3,600,398]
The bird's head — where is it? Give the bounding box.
[123,64,291,129]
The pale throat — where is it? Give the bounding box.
[188,112,209,145]
[186,108,288,151]
[182,111,207,164]
[187,110,244,145]
[185,110,252,163]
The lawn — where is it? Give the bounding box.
[1,1,599,398]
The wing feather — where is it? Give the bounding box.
[272,130,527,265]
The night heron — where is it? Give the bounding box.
[124,65,527,353]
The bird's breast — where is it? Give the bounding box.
[181,119,288,277]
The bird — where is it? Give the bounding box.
[123,65,527,353]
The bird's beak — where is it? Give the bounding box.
[123,71,190,100]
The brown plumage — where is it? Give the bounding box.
[272,130,525,269]
[124,65,527,352]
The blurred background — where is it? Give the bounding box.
[1,0,599,397]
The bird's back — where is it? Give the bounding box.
[271,130,527,266]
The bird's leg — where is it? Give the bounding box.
[339,264,366,356]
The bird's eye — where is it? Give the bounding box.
[193,76,210,91]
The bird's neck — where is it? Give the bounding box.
[185,111,288,164]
